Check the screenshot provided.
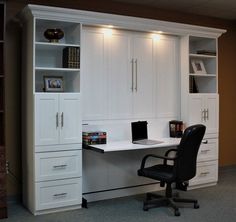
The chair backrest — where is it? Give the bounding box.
[175,124,206,182]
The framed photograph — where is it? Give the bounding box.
[44,76,64,92]
[191,59,206,74]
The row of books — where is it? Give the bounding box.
[83,131,107,145]
[62,47,80,69]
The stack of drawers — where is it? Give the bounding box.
[190,137,218,187]
[35,148,82,212]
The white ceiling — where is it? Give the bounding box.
[113,0,236,20]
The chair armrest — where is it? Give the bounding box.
[140,154,177,170]
[164,148,178,157]
[164,148,178,165]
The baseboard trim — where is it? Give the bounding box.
[219,164,236,173]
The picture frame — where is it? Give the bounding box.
[44,76,64,92]
[191,59,206,74]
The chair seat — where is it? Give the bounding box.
[138,164,175,183]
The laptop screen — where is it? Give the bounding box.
[131,121,148,142]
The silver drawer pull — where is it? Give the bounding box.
[53,192,67,197]
[200,172,210,176]
[202,140,208,144]
[53,164,67,169]
[200,149,210,154]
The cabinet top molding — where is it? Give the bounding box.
[20,4,226,37]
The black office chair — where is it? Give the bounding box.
[137,124,206,216]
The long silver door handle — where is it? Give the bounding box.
[135,59,137,91]
[201,109,204,122]
[56,112,59,128]
[203,109,207,122]
[131,59,134,92]
[61,112,64,127]
[206,108,209,120]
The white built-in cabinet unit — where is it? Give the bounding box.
[20,7,82,215]
[20,4,225,214]
[181,36,220,188]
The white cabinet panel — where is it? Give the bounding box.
[36,178,82,211]
[35,150,82,181]
[188,94,218,134]
[156,36,179,118]
[108,31,133,119]
[35,94,59,146]
[205,95,219,134]
[188,94,204,125]
[82,28,108,120]
[132,34,155,118]
[59,94,82,144]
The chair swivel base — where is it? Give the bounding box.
[143,192,199,216]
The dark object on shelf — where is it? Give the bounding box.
[196,50,216,56]
[82,131,106,145]
[189,76,198,93]
[169,120,183,138]
[44,28,64,42]
[63,47,80,68]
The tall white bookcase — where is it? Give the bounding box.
[181,35,219,188]
[20,6,82,215]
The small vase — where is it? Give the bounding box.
[44,28,64,43]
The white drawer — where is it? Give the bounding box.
[197,139,218,162]
[36,178,82,211]
[35,150,82,182]
[190,160,218,186]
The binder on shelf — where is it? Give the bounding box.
[62,46,80,69]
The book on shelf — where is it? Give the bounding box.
[189,76,198,93]
[196,50,216,56]
[62,46,80,68]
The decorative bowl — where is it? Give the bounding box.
[44,28,64,43]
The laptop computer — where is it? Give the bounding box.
[131,121,163,145]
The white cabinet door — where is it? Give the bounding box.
[35,94,59,146]
[59,94,82,144]
[188,94,204,125]
[156,36,179,118]
[108,31,133,119]
[132,34,155,118]
[35,93,82,146]
[205,94,219,134]
[188,94,218,134]
[82,27,108,120]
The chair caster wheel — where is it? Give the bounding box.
[175,210,180,216]
[143,205,149,211]
[194,203,199,209]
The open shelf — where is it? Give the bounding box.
[35,69,80,93]
[189,36,217,94]
[34,18,81,93]
[35,19,81,45]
